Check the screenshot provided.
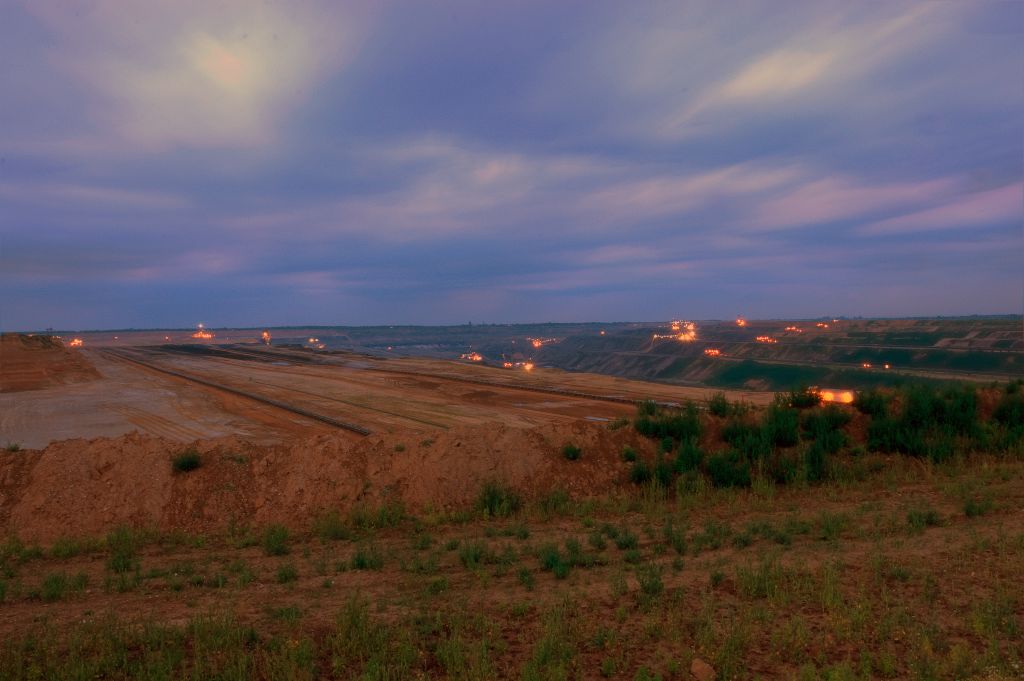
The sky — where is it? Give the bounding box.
[1,0,1022,330]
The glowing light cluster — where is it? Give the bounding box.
[861,362,872,368]
[816,322,829,329]
[819,390,855,404]
[528,337,559,348]
[736,318,747,327]
[261,330,272,345]
[191,323,214,339]
[755,336,777,343]
[654,321,697,342]
[703,348,721,357]
[784,326,803,333]
[68,338,84,347]
[460,352,483,362]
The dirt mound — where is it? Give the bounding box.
[0,334,100,392]
[0,421,655,542]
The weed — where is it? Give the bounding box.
[459,541,493,570]
[476,481,522,518]
[262,525,290,556]
[4,443,23,452]
[637,565,664,599]
[964,495,994,518]
[614,527,639,551]
[561,444,581,461]
[518,568,535,590]
[276,563,298,584]
[350,544,384,571]
[588,530,607,551]
[106,526,140,574]
[313,510,351,541]
[537,489,570,517]
[907,506,942,533]
[622,445,637,462]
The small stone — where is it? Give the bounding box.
[691,657,716,681]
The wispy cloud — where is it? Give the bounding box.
[859,183,1023,235]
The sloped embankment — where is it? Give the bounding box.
[0,421,654,542]
[0,333,100,392]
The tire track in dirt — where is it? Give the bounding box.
[100,350,372,436]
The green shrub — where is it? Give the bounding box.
[802,405,852,439]
[537,543,570,579]
[788,386,822,409]
[634,402,701,442]
[171,448,201,473]
[561,444,581,461]
[675,438,702,473]
[476,481,522,518]
[263,525,290,556]
[637,400,659,417]
[653,453,673,488]
[854,389,889,417]
[621,445,637,462]
[4,443,22,453]
[763,403,800,447]
[629,459,652,485]
[706,451,752,488]
[708,393,730,417]
[803,441,828,483]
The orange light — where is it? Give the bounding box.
[191,330,214,339]
[599,330,605,335]
[861,362,872,368]
[884,363,891,369]
[818,389,856,404]
[704,348,721,357]
[784,326,803,333]
[755,336,777,344]
[460,352,483,362]
[69,338,84,347]
[531,339,543,348]
[736,318,747,327]
[502,361,513,368]
[816,322,829,329]
[261,331,271,345]
[522,362,534,372]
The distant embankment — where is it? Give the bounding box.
[537,324,1023,391]
[0,334,100,393]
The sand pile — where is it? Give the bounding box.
[1,421,655,542]
[0,334,100,392]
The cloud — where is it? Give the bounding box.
[743,176,959,231]
[859,183,1023,235]
[25,1,369,149]
[0,182,186,209]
